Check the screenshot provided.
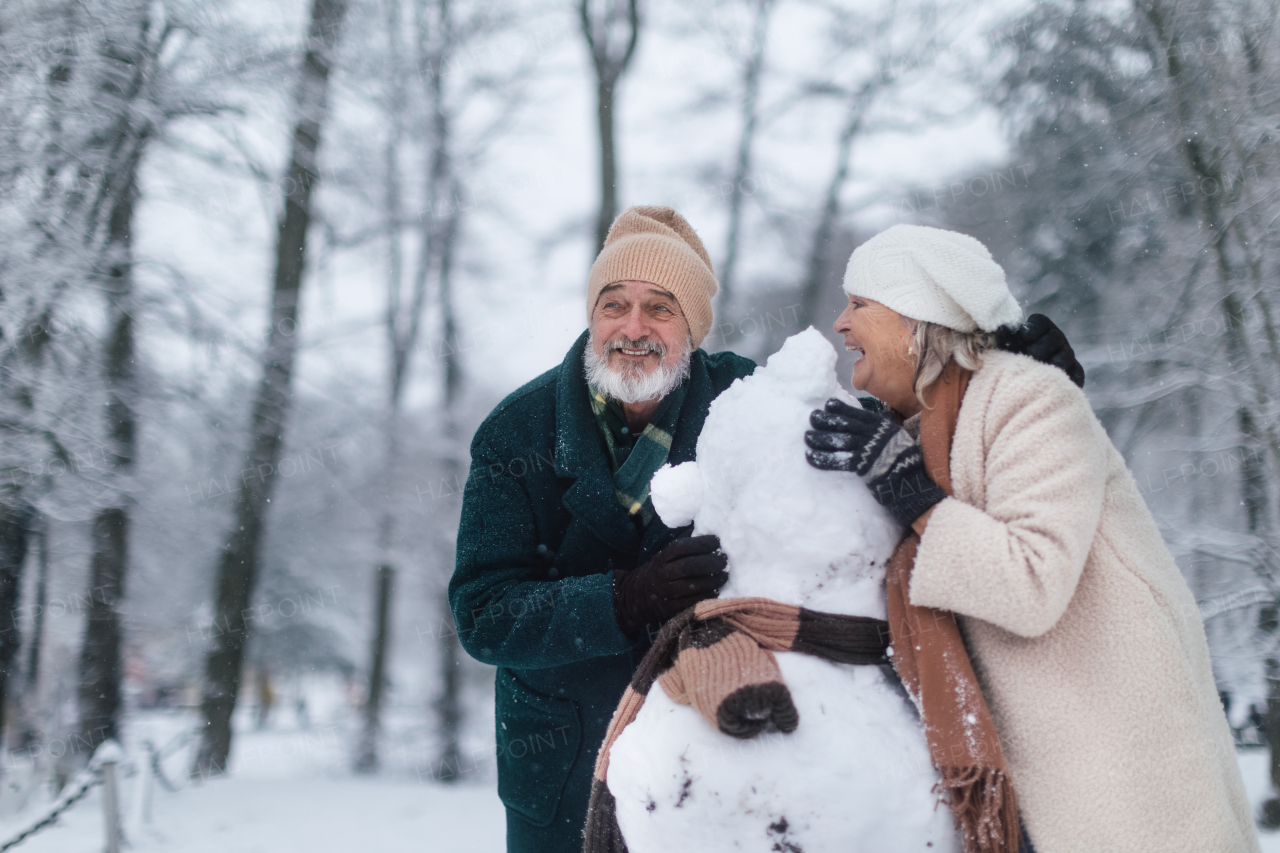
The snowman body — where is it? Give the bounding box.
[606,329,960,853]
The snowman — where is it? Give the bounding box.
[600,328,961,853]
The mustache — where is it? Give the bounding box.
[584,332,692,405]
[605,337,666,356]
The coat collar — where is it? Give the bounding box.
[554,330,718,556]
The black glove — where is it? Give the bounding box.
[995,313,1085,388]
[804,398,946,528]
[613,534,729,637]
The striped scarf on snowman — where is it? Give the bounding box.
[584,596,892,853]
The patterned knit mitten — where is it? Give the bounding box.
[805,398,946,527]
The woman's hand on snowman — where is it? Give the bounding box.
[805,398,947,529]
[613,533,729,638]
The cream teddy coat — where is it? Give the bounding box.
[910,350,1258,853]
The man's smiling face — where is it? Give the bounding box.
[590,280,691,378]
[585,280,694,407]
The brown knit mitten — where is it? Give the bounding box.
[658,618,799,739]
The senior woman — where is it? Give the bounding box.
[804,224,1256,853]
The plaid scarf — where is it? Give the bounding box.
[587,380,688,526]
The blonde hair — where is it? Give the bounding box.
[907,320,995,406]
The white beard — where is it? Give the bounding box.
[583,333,693,405]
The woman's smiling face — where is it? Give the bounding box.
[833,294,921,416]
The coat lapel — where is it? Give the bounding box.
[555,330,722,558]
[556,331,641,553]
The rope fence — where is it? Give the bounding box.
[0,728,196,852]
[0,763,103,853]
[147,729,194,794]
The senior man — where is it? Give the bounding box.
[450,206,1084,853]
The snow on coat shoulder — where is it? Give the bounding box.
[609,328,960,853]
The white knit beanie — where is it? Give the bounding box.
[842,224,1022,333]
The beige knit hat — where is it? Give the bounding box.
[587,206,719,348]
[843,224,1022,333]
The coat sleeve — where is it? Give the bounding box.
[909,364,1109,638]
[449,436,637,669]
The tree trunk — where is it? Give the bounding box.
[193,0,348,778]
[0,501,34,747]
[355,564,393,772]
[411,0,467,779]
[579,0,640,255]
[594,76,619,256]
[378,0,408,563]
[433,389,464,778]
[1240,407,1269,533]
[79,115,143,753]
[18,513,49,750]
[720,0,773,304]
[0,8,86,749]
[432,170,464,783]
[359,0,418,774]
[1264,603,1280,826]
[434,377,463,778]
[78,508,126,748]
[434,588,462,778]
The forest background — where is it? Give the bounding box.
[1,0,1279,826]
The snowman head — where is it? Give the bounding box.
[650,329,902,612]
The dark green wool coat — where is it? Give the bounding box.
[450,330,756,853]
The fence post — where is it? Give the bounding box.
[100,757,121,853]
[135,742,154,825]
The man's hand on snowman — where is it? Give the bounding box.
[995,313,1085,388]
[804,399,947,529]
[613,534,729,638]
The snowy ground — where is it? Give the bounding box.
[0,708,507,853]
[0,721,1276,852]
[1238,749,1280,852]
[3,774,505,853]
